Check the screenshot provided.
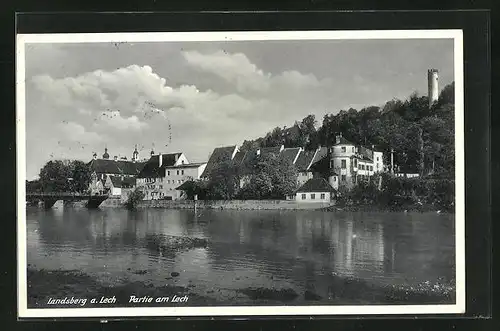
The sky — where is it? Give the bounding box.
[23,38,454,180]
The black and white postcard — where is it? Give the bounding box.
[17,30,465,318]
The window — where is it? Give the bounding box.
[330,160,333,168]
[341,175,346,182]
[376,157,379,161]
[370,166,373,171]
[320,193,325,199]
[334,177,337,181]
[341,160,346,168]
[354,159,357,167]
[301,194,306,200]
[181,170,184,175]
[167,171,170,176]
[177,170,180,175]
[181,160,185,164]
[360,164,364,170]
[352,147,355,153]
[178,180,181,184]
[311,194,316,200]
[159,185,163,189]
[341,147,346,152]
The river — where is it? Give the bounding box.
[25,206,456,306]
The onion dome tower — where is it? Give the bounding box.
[102,147,110,159]
[132,145,139,162]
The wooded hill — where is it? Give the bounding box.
[240,82,455,177]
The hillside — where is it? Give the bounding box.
[240,82,455,177]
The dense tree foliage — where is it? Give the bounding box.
[205,156,241,200]
[125,188,145,210]
[238,153,298,199]
[240,83,455,177]
[28,159,93,193]
[337,173,454,212]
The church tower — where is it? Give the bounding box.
[102,147,110,160]
[132,145,139,162]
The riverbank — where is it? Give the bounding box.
[26,267,455,308]
[99,198,452,213]
[322,203,454,214]
[134,199,335,211]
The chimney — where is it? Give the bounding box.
[159,153,163,167]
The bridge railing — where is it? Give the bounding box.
[26,192,109,198]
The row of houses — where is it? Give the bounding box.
[87,134,386,202]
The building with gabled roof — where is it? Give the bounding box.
[87,147,146,194]
[105,175,137,196]
[136,151,206,200]
[295,178,336,203]
[200,146,238,179]
[328,133,384,188]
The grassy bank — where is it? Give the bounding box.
[27,268,455,308]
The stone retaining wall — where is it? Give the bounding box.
[136,199,334,210]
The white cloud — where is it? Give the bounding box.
[93,111,148,131]
[57,121,103,144]
[27,50,341,179]
[182,50,332,95]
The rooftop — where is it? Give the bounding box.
[200,146,237,178]
[88,159,146,176]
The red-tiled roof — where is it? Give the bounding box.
[163,162,206,169]
[200,146,236,178]
[294,150,316,171]
[280,147,301,165]
[109,176,136,188]
[333,136,355,146]
[311,147,328,165]
[137,153,183,178]
[260,146,282,156]
[296,178,336,193]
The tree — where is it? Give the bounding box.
[206,157,241,200]
[70,160,92,193]
[178,180,208,200]
[239,153,298,199]
[125,188,145,210]
[437,82,454,106]
[39,160,72,192]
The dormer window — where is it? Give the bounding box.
[341,147,346,153]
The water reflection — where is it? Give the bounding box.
[27,207,455,293]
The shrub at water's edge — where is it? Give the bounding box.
[335,174,454,212]
[125,188,145,210]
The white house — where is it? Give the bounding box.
[329,134,384,188]
[105,175,136,197]
[295,178,337,203]
[136,151,207,200]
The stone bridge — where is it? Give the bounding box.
[26,192,109,209]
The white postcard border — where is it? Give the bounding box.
[16,29,465,318]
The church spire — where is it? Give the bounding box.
[132,144,139,162]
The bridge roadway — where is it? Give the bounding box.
[26,192,109,209]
